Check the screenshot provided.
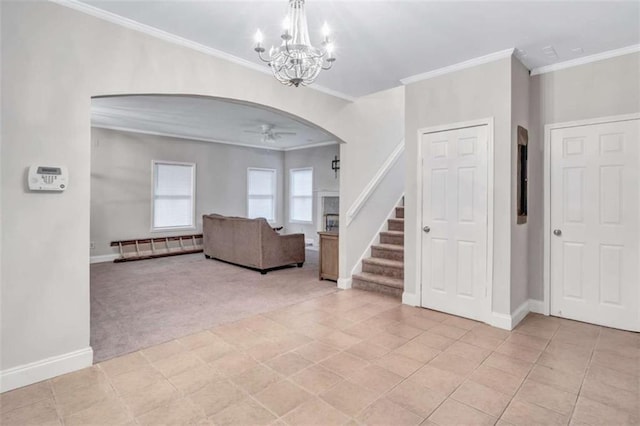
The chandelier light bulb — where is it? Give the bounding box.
[254,29,264,50]
[322,22,331,41]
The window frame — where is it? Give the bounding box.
[247,167,277,223]
[289,167,314,224]
[151,160,197,232]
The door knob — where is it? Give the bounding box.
[553,229,562,236]
[423,226,430,233]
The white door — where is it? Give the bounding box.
[550,119,639,331]
[421,125,488,321]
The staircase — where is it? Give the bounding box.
[352,202,404,297]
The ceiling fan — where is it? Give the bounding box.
[244,124,296,143]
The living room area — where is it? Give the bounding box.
[90,94,342,362]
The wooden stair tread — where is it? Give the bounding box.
[352,272,404,289]
[362,257,403,268]
[372,243,404,252]
[380,230,404,236]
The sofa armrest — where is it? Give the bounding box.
[261,232,305,269]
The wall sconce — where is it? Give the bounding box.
[331,155,340,178]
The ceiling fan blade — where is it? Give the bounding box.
[243,130,261,134]
[275,132,297,136]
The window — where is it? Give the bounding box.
[152,161,195,230]
[247,168,276,222]
[290,168,313,223]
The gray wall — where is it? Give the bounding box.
[510,57,530,312]
[528,52,640,302]
[404,57,513,316]
[90,128,284,257]
[283,144,340,243]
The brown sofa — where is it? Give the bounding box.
[203,214,305,274]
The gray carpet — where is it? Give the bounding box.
[90,250,338,362]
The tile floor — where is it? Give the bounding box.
[1,289,639,425]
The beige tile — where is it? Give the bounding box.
[254,380,312,416]
[483,352,533,378]
[141,340,186,362]
[136,397,205,425]
[374,353,424,378]
[244,341,290,362]
[119,379,180,417]
[109,365,164,396]
[410,365,465,395]
[320,379,378,417]
[442,316,481,331]
[295,341,340,363]
[283,397,350,426]
[52,374,115,417]
[460,330,505,351]
[51,367,108,393]
[265,352,312,376]
[414,331,457,351]
[469,364,524,397]
[572,396,639,426]
[495,341,543,363]
[445,341,492,363]
[591,349,640,376]
[346,341,390,361]
[516,380,577,416]
[579,375,639,414]
[230,365,282,395]
[290,365,343,395]
[180,330,227,350]
[501,399,568,426]
[63,396,132,426]
[527,364,583,394]
[318,330,362,350]
[514,321,558,340]
[320,352,369,378]
[357,397,424,425]
[471,324,511,341]
[536,351,588,377]
[0,381,53,414]
[191,340,237,364]
[168,364,222,394]
[393,340,441,363]
[429,352,481,377]
[504,332,549,351]
[343,321,386,340]
[386,379,447,418]
[585,363,639,394]
[211,398,276,426]
[413,309,452,323]
[0,398,60,426]
[348,365,403,395]
[320,316,356,331]
[428,398,496,426]
[189,380,245,417]
[452,380,511,417]
[385,323,423,339]
[100,352,148,378]
[401,315,441,331]
[209,352,258,376]
[152,351,206,378]
[367,331,409,350]
[429,324,469,340]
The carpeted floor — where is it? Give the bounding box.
[90,250,338,362]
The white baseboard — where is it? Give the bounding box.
[90,254,118,264]
[402,292,419,306]
[1,347,93,392]
[488,312,513,330]
[511,300,530,329]
[337,278,352,290]
[528,299,546,314]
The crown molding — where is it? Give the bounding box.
[92,124,337,152]
[530,44,640,76]
[49,0,355,102]
[400,48,515,85]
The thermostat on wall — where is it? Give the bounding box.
[28,165,68,191]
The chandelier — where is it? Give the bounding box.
[253,0,336,87]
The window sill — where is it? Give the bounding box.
[151,226,197,233]
[289,220,313,225]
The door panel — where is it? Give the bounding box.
[550,119,639,331]
[421,125,488,321]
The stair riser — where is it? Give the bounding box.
[395,207,404,219]
[353,279,403,298]
[371,247,404,261]
[362,263,404,279]
[387,220,404,232]
[380,234,404,245]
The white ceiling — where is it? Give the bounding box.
[80,0,640,98]
[91,95,337,150]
